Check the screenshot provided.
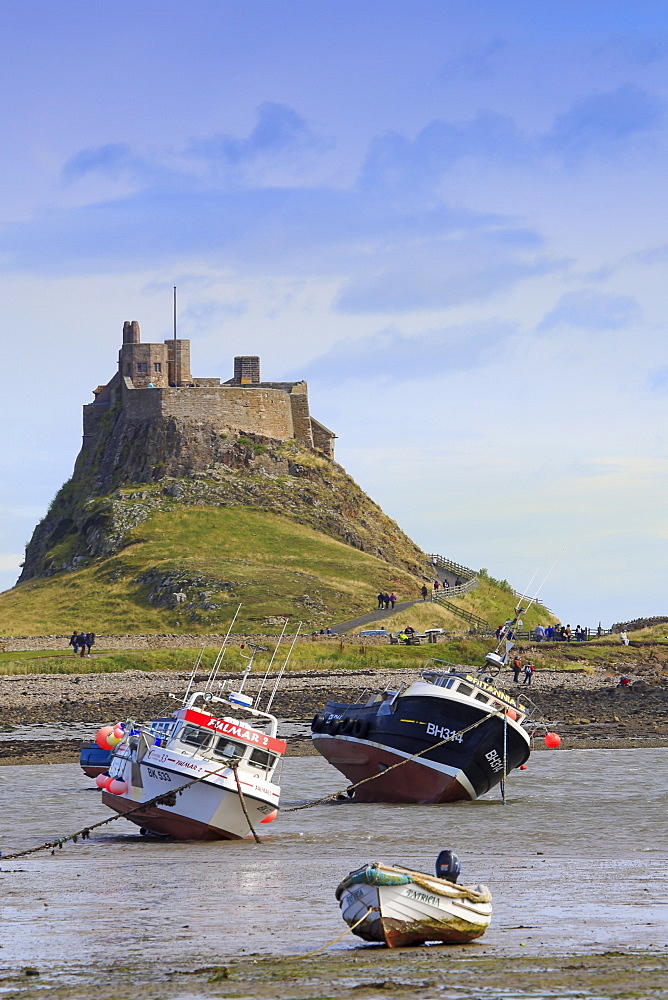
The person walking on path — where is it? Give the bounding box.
[77,631,87,658]
[433,580,440,591]
[68,631,79,655]
[377,592,384,609]
[421,584,428,601]
[383,593,390,609]
[523,661,534,685]
[389,593,396,609]
[85,632,95,656]
[512,656,522,684]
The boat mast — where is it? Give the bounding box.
[264,623,301,713]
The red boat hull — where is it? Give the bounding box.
[312,735,473,803]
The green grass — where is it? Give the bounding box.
[0,507,426,636]
[0,635,605,677]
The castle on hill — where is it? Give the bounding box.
[85,320,336,458]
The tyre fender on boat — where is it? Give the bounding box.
[351,718,369,738]
[311,713,327,733]
[329,719,342,735]
[339,717,353,734]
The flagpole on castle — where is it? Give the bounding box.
[173,285,178,387]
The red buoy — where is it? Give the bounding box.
[109,779,128,795]
[260,809,279,824]
[95,726,114,749]
[519,764,528,770]
[506,708,518,721]
[544,732,561,749]
[95,773,109,788]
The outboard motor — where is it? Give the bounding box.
[435,850,461,883]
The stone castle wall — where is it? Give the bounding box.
[121,383,297,441]
[83,322,334,456]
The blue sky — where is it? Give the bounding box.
[2,0,668,625]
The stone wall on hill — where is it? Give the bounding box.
[611,616,668,632]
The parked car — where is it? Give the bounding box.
[359,629,391,637]
[423,627,445,635]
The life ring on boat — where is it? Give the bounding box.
[351,718,369,738]
[311,713,327,733]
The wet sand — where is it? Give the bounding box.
[1,751,667,998]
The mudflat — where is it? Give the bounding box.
[2,949,667,999]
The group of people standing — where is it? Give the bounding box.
[534,624,587,642]
[68,631,95,657]
[377,592,397,610]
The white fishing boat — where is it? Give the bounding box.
[336,854,492,948]
[101,690,286,840]
[96,618,297,840]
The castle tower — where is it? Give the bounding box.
[118,320,170,388]
[233,356,260,385]
[122,320,140,344]
[165,339,192,387]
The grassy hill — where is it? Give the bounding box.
[0,502,552,636]
[0,506,428,635]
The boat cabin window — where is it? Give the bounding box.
[149,719,175,739]
[178,725,214,751]
[248,748,277,771]
[475,692,490,704]
[458,683,473,697]
[212,737,247,762]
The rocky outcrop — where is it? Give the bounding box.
[19,411,430,583]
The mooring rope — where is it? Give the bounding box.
[231,762,261,844]
[1,709,510,859]
[293,906,377,959]
[0,757,246,861]
[283,710,497,812]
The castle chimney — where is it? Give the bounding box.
[233,356,260,385]
[122,320,141,344]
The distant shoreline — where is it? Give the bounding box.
[1,662,666,764]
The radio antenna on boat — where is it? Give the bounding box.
[264,622,301,713]
[204,603,241,693]
[254,617,289,707]
[182,646,206,705]
[522,553,562,616]
[515,567,540,613]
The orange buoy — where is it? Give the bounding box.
[95,773,110,788]
[113,725,125,740]
[519,764,528,770]
[544,732,561,748]
[95,726,114,749]
[506,708,518,721]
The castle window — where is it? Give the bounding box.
[153,362,162,373]
[137,362,148,373]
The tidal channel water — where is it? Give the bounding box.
[1,748,667,971]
